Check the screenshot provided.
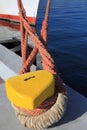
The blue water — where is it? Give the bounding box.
[37,0,87,97]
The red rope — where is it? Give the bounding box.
[40,0,50,45]
[17,0,66,116]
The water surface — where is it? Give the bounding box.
[37,0,87,97]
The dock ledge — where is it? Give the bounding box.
[0,44,87,130]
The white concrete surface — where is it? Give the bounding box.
[0,26,20,41]
[0,45,87,130]
[0,61,17,80]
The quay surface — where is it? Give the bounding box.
[0,44,87,130]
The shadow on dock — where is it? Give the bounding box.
[49,86,87,129]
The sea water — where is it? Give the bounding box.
[37,0,87,97]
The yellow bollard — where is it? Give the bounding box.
[5,70,55,110]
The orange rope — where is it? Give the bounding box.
[17,0,66,116]
[40,0,50,44]
[18,0,55,74]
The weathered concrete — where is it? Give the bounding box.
[0,45,87,130]
[0,26,20,41]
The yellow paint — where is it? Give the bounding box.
[5,70,55,110]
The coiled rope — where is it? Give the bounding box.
[12,0,68,129]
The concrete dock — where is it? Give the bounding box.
[0,44,87,130]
